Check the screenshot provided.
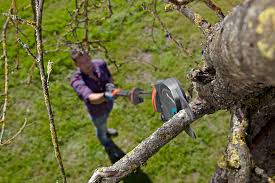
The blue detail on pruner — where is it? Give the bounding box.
[170,107,177,115]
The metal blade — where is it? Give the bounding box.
[184,125,196,139]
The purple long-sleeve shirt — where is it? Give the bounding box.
[70,59,113,118]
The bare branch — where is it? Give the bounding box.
[0,12,10,145]
[202,0,224,20]
[12,0,20,69]
[167,0,194,6]
[0,118,28,146]
[32,0,67,182]
[107,0,113,17]
[151,0,189,54]
[0,4,29,146]
[88,99,216,183]
[167,1,211,36]
[27,62,36,84]
[10,19,31,43]
[83,0,89,51]
[65,0,85,40]
[17,38,37,60]
[178,6,211,36]
[2,13,36,28]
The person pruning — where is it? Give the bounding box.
[70,49,121,151]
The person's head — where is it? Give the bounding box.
[71,49,93,75]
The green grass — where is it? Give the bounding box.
[0,0,241,182]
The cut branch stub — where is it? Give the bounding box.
[193,0,275,109]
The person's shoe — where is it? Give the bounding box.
[107,128,118,137]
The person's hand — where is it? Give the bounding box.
[111,89,122,98]
[104,88,122,101]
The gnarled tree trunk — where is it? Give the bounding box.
[193,0,275,182]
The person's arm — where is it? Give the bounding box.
[71,72,106,105]
[87,93,106,104]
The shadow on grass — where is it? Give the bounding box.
[104,139,152,183]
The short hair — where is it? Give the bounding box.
[70,48,89,62]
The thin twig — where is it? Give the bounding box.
[203,0,224,20]
[107,0,113,17]
[0,118,28,146]
[96,42,119,69]
[0,12,10,145]
[83,0,89,51]
[64,0,121,68]
[10,19,31,43]
[167,0,212,36]
[167,0,194,6]
[12,0,20,69]
[17,38,37,60]
[65,0,85,40]
[151,0,189,54]
[2,13,36,28]
[27,62,36,84]
[150,16,159,46]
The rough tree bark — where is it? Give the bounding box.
[195,0,275,182]
[88,0,275,182]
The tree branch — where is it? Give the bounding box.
[88,99,216,183]
[0,7,28,147]
[107,0,113,17]
[167,0,194,6]
[196,0,275,109]
[211,108,252,183]
[151,0,189,55]
[33,0,67,182]
[0,14,10,144]
[2,13,36,28]
[17,38,37,60]
[0,118,28,146]
[177,6,211,36]
[83,0,89,51]
[166,0,211,36]
[202,0,224,20]
[227,109,252,182]
[11,0,20,69]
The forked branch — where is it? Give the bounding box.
[2,13,36,28]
